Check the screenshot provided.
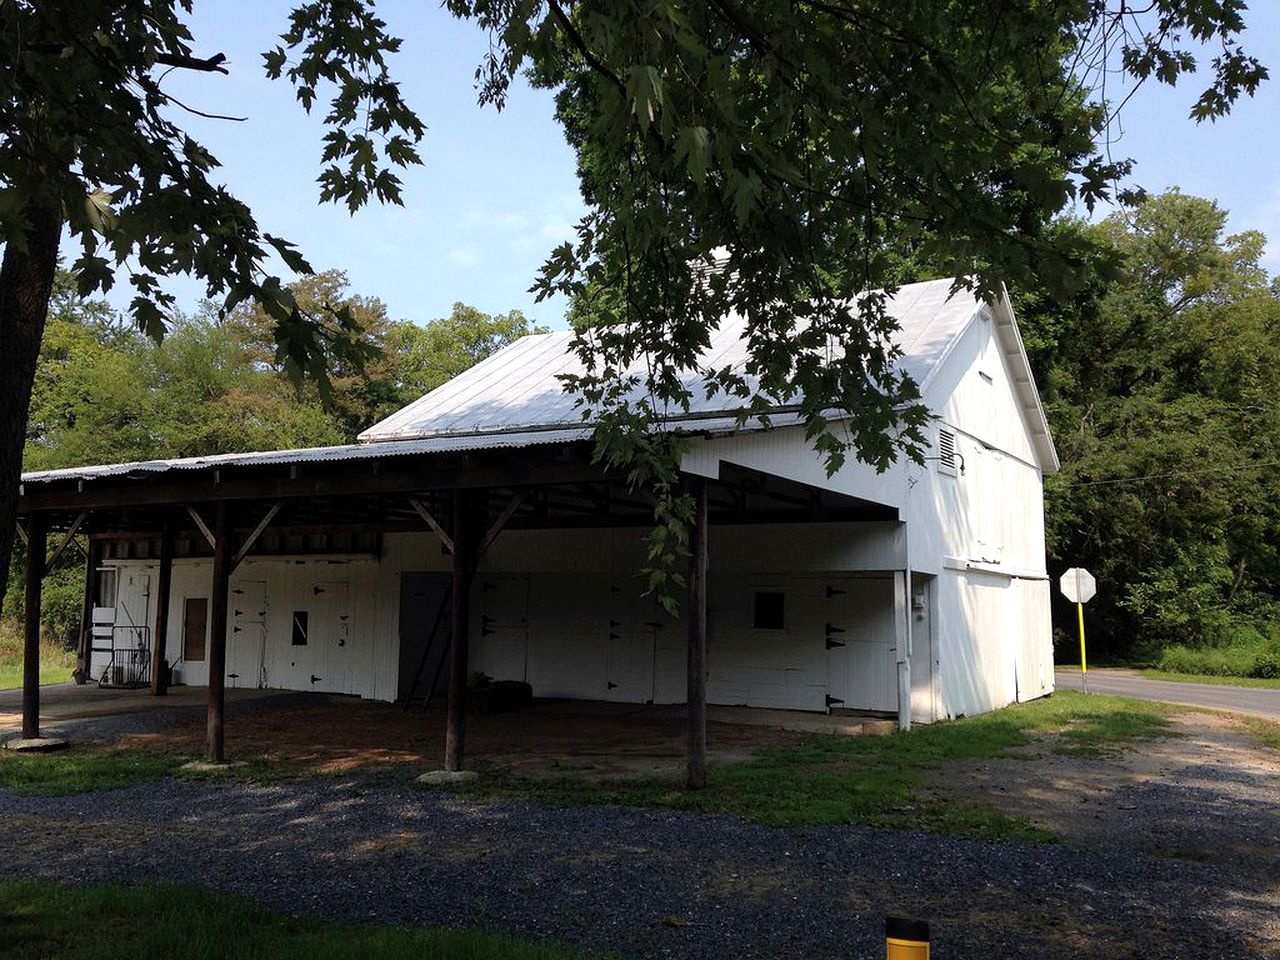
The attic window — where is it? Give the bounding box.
[937,429,958,476]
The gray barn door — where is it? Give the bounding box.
[398,573,451,701]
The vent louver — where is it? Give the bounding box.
[938,429,958,475]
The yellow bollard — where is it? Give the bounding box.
[886,917,930,959]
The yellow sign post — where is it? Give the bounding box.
[1060,568,1096,694]
[1077,601,1088,695]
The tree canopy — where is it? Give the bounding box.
[1017,191,1280,661]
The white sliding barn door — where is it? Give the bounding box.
[825,576,897,713]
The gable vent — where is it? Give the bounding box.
[937,429,958,476]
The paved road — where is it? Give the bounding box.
[1055,668,1280,720]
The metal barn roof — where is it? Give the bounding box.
[359,278,983,444]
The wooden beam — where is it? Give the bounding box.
[231,502,282,571]
[444,489,477,772]
[408,496,454,554]
[45,510,86,568]
[475,490,528,561]
[150,522,175,696]
[686,477,709,790]
[206,503,232,761]
[23,513,46,740]
[187,506,216,548]
[19,454,602,512]
[14,521,27,546]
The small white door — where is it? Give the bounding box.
[227,580,268,689]
[313,581,353,694]
[825,576,897,713]
[604,589,658,704]
[909,574,936,722]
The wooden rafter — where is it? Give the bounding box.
[408,496,454,554]
[186,506,216,548]
[476,491,528,560]
[231,502,282,572]
[45,511,87,568]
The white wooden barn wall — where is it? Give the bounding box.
[98,522,917,715]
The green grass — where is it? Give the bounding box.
[0,745,177,796]
[0,622,76,690]
[1139,669,1280,689]
[0,881,585,960]
[439,690,1177,842]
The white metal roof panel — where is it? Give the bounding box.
[360,278,983,443]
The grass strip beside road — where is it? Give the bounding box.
[1138,669,1280,690]
[0,881,585,960]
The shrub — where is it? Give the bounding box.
[1249,653,1280,680]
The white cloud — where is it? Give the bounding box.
[447,245,482,267]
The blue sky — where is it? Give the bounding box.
[131,2,1280,331]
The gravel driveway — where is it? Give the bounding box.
[0,773,1275,959]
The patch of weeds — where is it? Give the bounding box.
[1235,715,1280,752]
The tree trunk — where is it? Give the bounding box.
[0,204,62,615]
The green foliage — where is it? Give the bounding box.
[1157,627,1280,679]
[386,302,548,405]
[0,1,423,361]
[1018,191,1280,659]
[446,0,1266,603]
[0,882,588,959]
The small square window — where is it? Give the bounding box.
[291,611,309,646]
[752,591,786,630]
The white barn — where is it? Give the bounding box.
[17,278,1057,765]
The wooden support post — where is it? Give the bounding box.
[22,512,46,740]
[686,476,709,790]
[444,489,475,772]
[150,522,174,696]
[74,537,100,684]
[206,503,232,761]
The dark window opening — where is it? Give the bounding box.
[183,598,208,662]
[752,591,786,630]
[291,611,309,646]
[94,568,117,608]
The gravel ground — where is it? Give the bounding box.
[0,774,1275,959]
[947,712,1280,888]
